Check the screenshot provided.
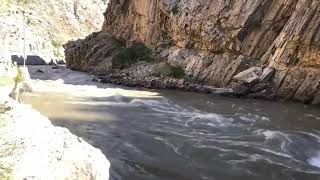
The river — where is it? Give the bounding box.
[21,66,320,180]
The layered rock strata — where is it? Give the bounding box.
[65,0,320,104]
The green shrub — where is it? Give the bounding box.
[153,62,185,78]
[170,66,185,78]
[112,43,152,69]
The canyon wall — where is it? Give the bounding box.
[66,0,320,104]
[0,0,107,63]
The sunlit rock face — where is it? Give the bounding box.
[0,0,108,63]
[0,97,110,180]
[66,0,320,104]
[0,58,110,180]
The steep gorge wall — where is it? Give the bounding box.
[0,0,107,63]
[66,0,320,104]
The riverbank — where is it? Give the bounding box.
[64,33,320,105]
[95,62,235,95]
[0,63,110,179]
[65,58,316,105]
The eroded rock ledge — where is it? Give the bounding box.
[65,0,320,104]
[0,64,110,179]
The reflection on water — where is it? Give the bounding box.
[22,66,320,180]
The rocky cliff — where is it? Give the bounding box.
[65,0,320,104]
[0,64,110,179]
[0,0,107,64]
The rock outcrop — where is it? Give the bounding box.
[65,0,320,104]
[0,0,108,64]
[0,64,110,179]
[64,32,122,74]
[0,100,110,180]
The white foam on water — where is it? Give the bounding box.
[66,100,135,107]
[239,116,251,122]
[262,130,278,140]
[259,148,292,158]
[258,130,292,143]
[30,78,161,99]
[129,97,237,130]
[308,153,320,168]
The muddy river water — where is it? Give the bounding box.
[21,66,320,180]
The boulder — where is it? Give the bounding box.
[13,55,47,65]
[232,84,251,96]
[250,83,270,93]
[64,32,123,74]
[233,67,263,84]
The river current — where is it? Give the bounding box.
[21,66,320,180]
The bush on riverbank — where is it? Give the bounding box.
[112,43,152,69]
[153,62,185,78]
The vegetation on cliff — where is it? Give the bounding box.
[153,62,185,78]
[112,43,152,69]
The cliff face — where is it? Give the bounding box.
[0,0,107,63]
[65,0,320,104]
[0,64,110,180]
